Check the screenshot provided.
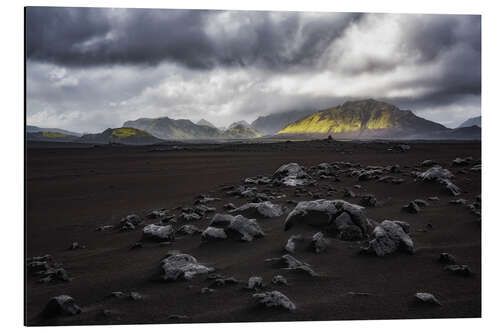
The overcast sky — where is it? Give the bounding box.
[26,7,481,133]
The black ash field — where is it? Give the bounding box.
[25,139,481,325]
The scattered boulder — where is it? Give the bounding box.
[109,291,143,301]
[452,157,470,166]
[333,212,364,241]
[271,275,289,285]
[444,264,472,276]
[428,196,440,201]
[201,287,215,294]
[284,234,303,253]
[253,291,296,311]
[247,276,264,290]
[95,225,114,231]
[415,292,441,306]
[414,199,429,207]
[146,208,169,219]
[143,224,175,241]
[227,215,265,242]
[449,199,467,205]
[223,203,237,211]
[397,144,411,152]
[344,188,356,198]
[403,201,420,214]
[311,232,327,253]
[41,295,82,318]
[38,267,70,283]
[176,224,202,235]
[441,179,461,196]
[421,160,438,167]
[209,213,235,228]
[180,212,202,222]
[279,254,318,276]
[201,227,227,241]
[417,166,453,182]
[284,200,370,240]
[361,220,414,256]
[438,253,457,265]
[195,194,219,205]
[360,194,377,207]
[273,163,311,186]
[119,214,142,231]
[229,201,283,218]
[160,253,214,281]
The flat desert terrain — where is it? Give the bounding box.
[25,140,481,325]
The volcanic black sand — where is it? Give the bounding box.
[25,140,481,325]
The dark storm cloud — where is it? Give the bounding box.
[26,7,362,70]
[25,9,481,131]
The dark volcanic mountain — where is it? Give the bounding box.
[77,127,164,145]
[458,116,481,128]
[123,117,222,140]
[251,109,315,135]
[27,125,82,137]
[228,120,252,129]
[276,99,480,140]
[222,124,261,139]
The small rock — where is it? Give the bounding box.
[253,290,296,311]
[403,201,420,214]
[415,292,441,306]
[284,234,303,253]
[247,276,264,290]
[438,253,457,265]
[201,227,227,241]
[160,253,214,281]
[227,215,265,242]
[311,232,327,253]
[361,220,414,256]
[445,264,472,276]
[41,295,82,317]
[143,224,175,241]
[271,275,289,285]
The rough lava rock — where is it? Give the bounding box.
[253,290,296,311]
[415,292,441,306]
[273,163,311,186]
[41,295,82,317]
[227,215,265,242]
[160,253,214,281]
[201,227,227,241]
[229,201,283,218]
[247,276,264,290]
[279,254,318,276]
[284,234,303,253]
[284,200,371,240]
[311,232,327,253]
[143,224,175,241]
[361,220,415,256]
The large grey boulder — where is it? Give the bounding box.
[333,211,363,241]
[143,224,175,241]
[273,163,311,186]
[41,295,82,317]
[361,220,414,256]
[284,200,371,240]
[160,253,214,281]
[229,201,283,218]
[247,276,264,290]
[253,291,296,311]
[227,215,265,242]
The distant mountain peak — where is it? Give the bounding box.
[228,120,252,129]
[458,116,481,128]
[197,118,216,128]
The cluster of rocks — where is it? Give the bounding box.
[284,199,372,241]
[27,255,70,284]
[360,220,415,256]
[438,252,472,276]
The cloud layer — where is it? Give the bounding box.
[26,7,481,132]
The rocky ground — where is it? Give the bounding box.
[25,139,481,325]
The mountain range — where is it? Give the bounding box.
[27,99,481,144]
[251,109,315,135]
[458,116,481,128]
[277,99,480,140]
[27,125,82,137]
